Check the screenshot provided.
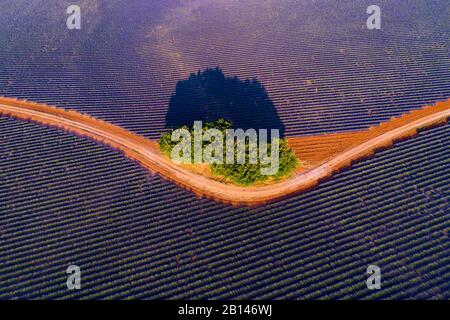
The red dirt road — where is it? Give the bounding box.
[1,97,449,206]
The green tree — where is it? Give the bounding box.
[159,120,299,186]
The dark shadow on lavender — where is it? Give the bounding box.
[165,68,285,137]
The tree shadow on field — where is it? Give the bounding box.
[165,68,285,137]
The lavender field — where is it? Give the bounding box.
[0,0,449,299]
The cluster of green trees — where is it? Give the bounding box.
[159,119,299,186]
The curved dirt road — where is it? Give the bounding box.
[1,98,449,206]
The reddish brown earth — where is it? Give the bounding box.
[1,97,449,206]
[288,100,450,168]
